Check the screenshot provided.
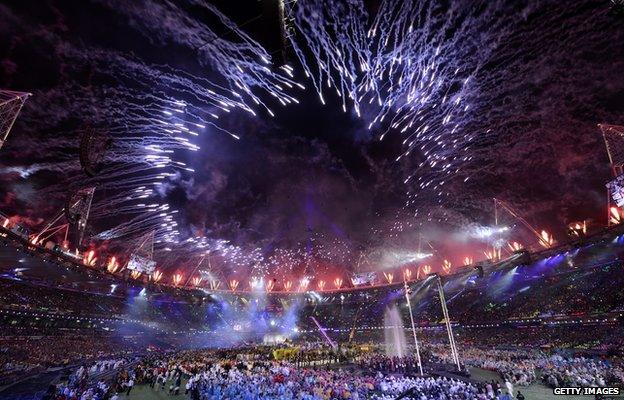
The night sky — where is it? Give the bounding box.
[1,0,623,280]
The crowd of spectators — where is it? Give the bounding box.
[0,279,126,317]
[374,375,488,400]
[3,235,624,342]
[355,354,425,374]
[0,334,140,386]
[539,355,624,388]
[449,324,624,351]
[2,237,624,399]
[303,263,624,338]
[43,357,138,400]
[427,344,624,393]
[429,345,537,387]
[40,347,533,400]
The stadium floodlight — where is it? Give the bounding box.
[607,174,624,207]
[600,124,624,224]
[471,225,509,239]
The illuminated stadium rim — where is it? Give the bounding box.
[3,228,485,295]
[4,222,624,296]
[1,308,620,334]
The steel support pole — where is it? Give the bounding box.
[437,275,460,370]
[404,278,424,375]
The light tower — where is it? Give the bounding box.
[31,187,96,249]
[494,198,555,249]
[126,230,157,277]
[0,90,31,150]
[600,124,624,225]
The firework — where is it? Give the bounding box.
[484,249,500,262]
[610,207,622,225]
[172,273,183,286]
[209,280,220,291]
[151,270,163,283]
[83,250,97,267]
[538,230,554,248]
[3,0,620,288]
[298,277,310,292]
[403,268,412,281]
[4,0,302,261]
[333,277,343,289]
[285,0,509,219]
[442,260,452,275]
[106,256,120,273]
[508,242,523,252]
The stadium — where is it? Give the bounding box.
[0,1,624,399]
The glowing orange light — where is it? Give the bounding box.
[130,270,142,280]
[442,260,452,274]
[298,278,309,292]
[107,257,120,274]
[508,241,523,252]
[484,248,501,261]
[418,265,431,279]
[317,280,326,290]
[463,257,473,266]
[284,280,293,291]
[192,276,202,286]
[610,207,621,225]
[333,277,343,289]
[83,250,97,267]
[2,219,8,228]
[173,273,183,286]
[383,272,394,284]
[539,230,554,248]
[151,270,163,283]
[229,279,239,292]
[209,280,220,290]
[266,279,275,292]
[403,269,412,280]
[568,221,587,236]
[249,278,260,289]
